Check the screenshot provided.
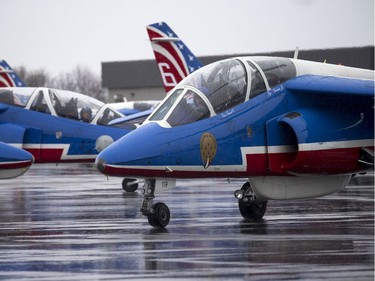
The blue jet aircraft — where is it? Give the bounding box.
[96,56,374,228]
[0,87,133,167]
[0,61,130,178]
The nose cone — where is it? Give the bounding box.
[94,156,107,173]
[95,122,165,178]
[0,142,34,179]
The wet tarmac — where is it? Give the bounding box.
[0,163,373,280]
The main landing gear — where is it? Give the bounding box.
[234,182,267,220]
[140,179,170,228]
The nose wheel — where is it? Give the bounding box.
[140,179,171,228]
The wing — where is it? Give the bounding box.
[266,75,374,175]
[285,74,374,97]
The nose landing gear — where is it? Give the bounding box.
[234,182,267,220]
[140,179,171,228]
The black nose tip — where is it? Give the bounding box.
[95,157,107,172]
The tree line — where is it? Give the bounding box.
[15,65,107,102]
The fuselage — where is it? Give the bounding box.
[96,56,374,179]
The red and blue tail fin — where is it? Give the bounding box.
[146,22,202,92]
[0,60,26,87]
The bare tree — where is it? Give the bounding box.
[15,66,50,87]
[50,66,106,101]
[14,65,106,102]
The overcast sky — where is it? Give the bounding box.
[1,0,374,76]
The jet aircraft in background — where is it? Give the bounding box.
[0,87,133,166]
[0,60,26,87]
[96,56,374,228]
[0,141,33,179]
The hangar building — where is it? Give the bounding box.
[102,46,374,102]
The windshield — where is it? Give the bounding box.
[147,59,248,127]
[182,59,247,114]
[49,89,104,122]
[149,89,184,121]
[252,57,296,89]
[0,87,36,107]
[166,90,210,127]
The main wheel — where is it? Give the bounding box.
[122,178,138,192]
[147,202,170,228]
[239,200,267,220]
[238,182,267,220]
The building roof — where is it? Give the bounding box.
[102,46,374,90]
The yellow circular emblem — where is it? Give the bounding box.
[200,132,217,169]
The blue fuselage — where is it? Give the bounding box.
[96,76,374,179]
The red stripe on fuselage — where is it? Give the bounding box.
[25,148,93,163]
[101,146,373,179]
[277,147,373,174]
[0,160,32,170]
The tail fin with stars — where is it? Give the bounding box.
[146,22,203,92]
[0,60,26,87]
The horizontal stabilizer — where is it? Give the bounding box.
[0,70,14,74]
[151,37,180,42]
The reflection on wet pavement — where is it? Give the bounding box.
[0,164,373,280]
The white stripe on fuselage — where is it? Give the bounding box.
[0,160,31,165]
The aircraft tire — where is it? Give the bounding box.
[238,182,267,220]
[147,203,170,228]
[122,178,138,192]
[238,200,267,220]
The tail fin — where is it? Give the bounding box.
[0,60,26,87]
[146,22,203,92]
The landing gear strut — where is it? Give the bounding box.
[140,179,170,228]
[234,182,267,220]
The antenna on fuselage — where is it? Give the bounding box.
[293,46,300,59]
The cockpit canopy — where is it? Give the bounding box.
[146,57,296,127]
[0,87,123,126]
